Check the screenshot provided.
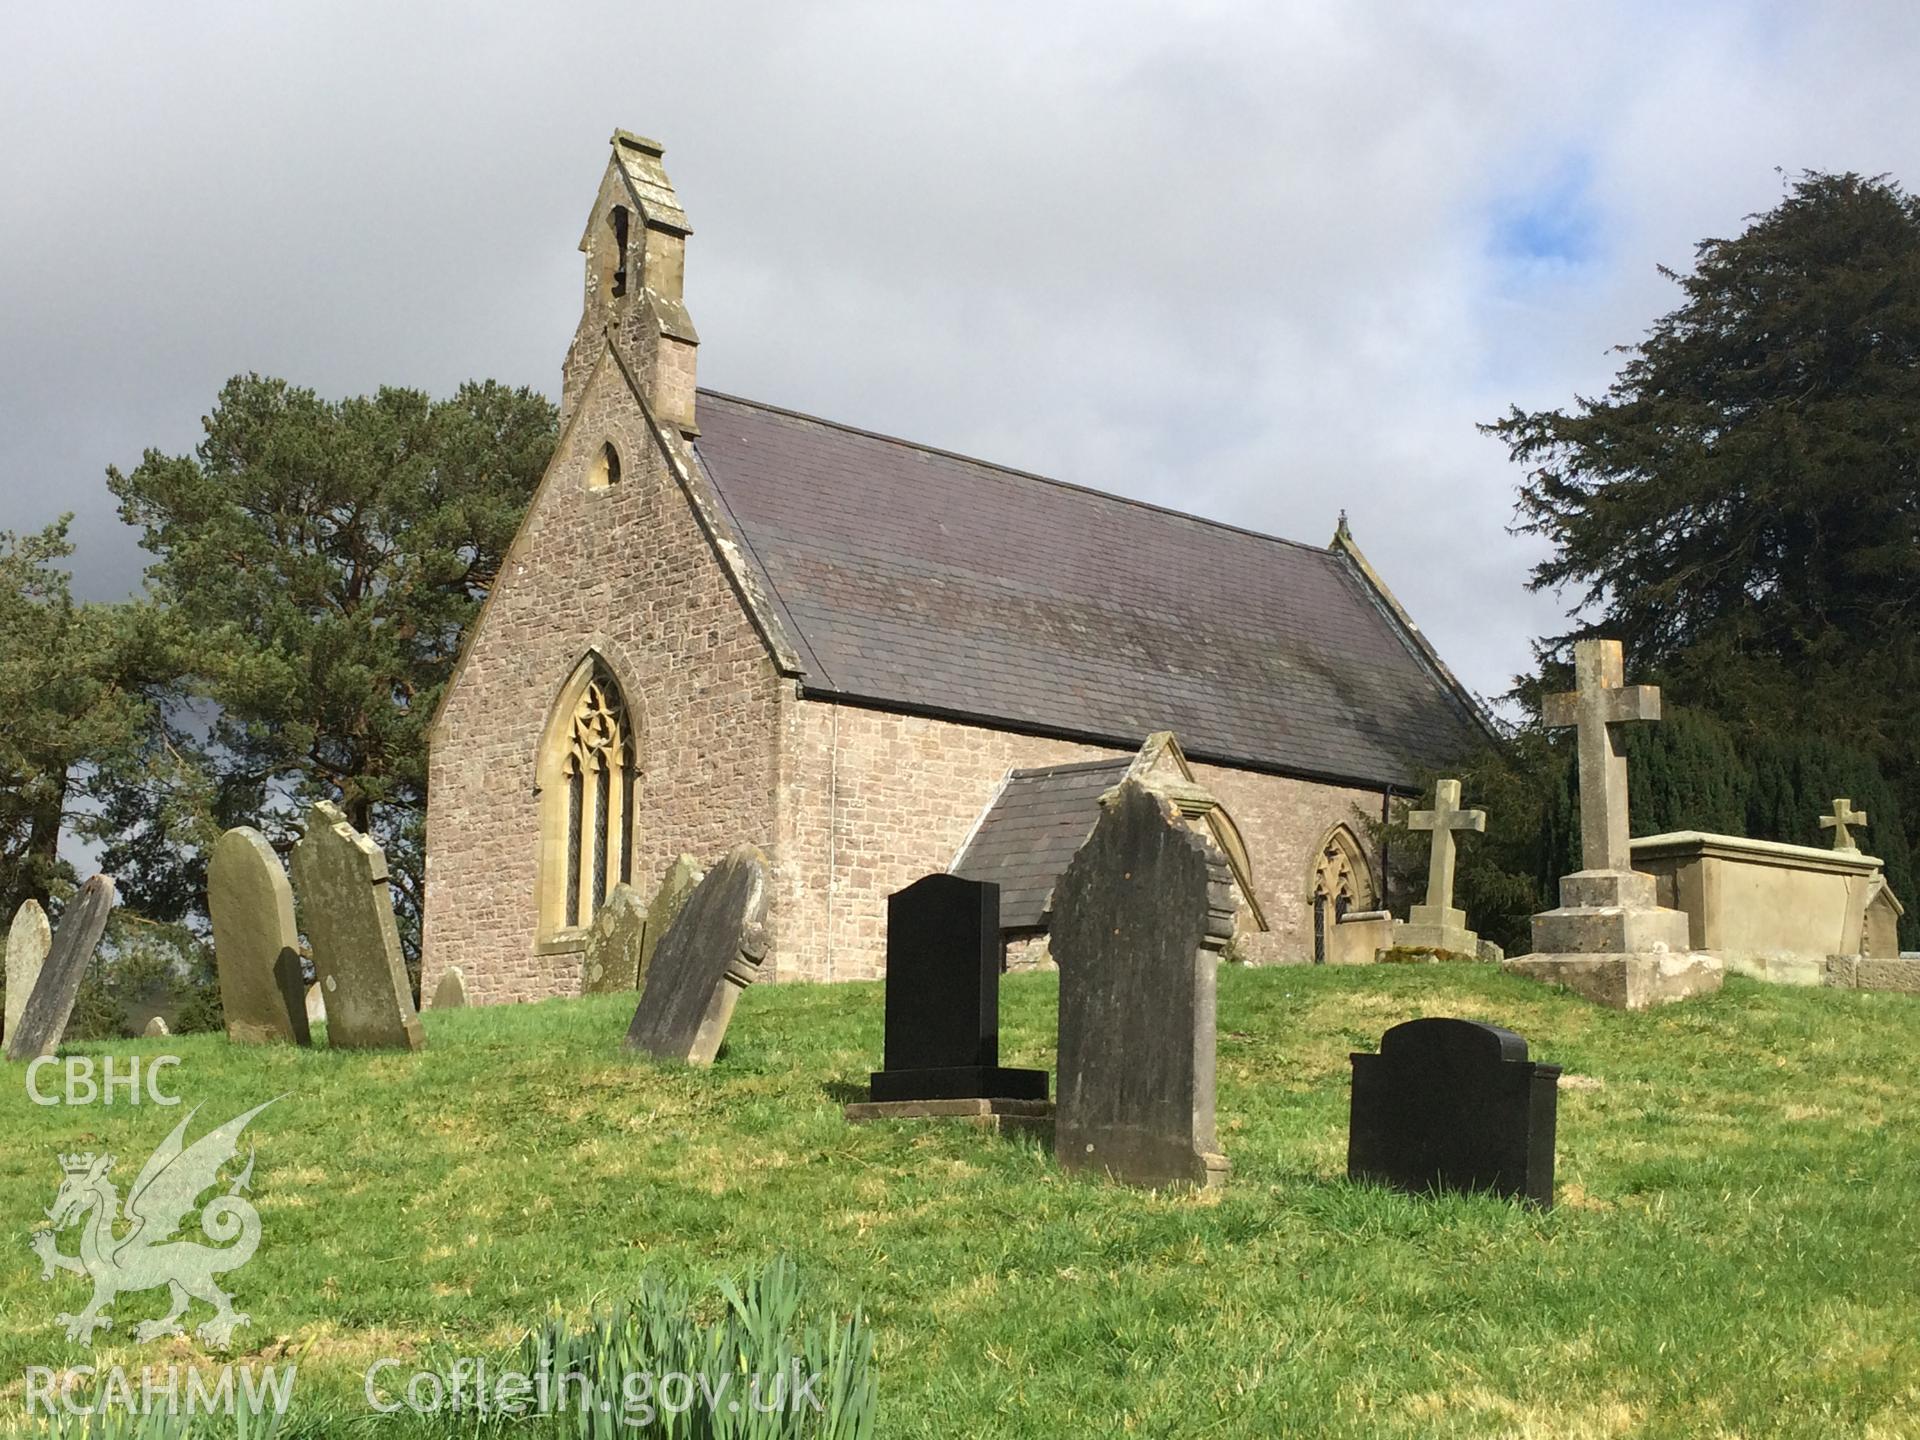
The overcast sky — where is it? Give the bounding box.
[5,1,1919,707]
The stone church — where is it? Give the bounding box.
[422,131,1488,1004]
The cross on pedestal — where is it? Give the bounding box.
[1542,639,1662,873]
[1821,798,1868,852]
[1410,779,1485,916]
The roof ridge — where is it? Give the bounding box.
[694,387,1337,560]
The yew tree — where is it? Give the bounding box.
[1486,171,1920,894]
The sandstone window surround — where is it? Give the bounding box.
[1310,823,1377,963]
[536,655,636,945]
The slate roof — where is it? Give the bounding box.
[691,390,1485,788]
[949,759,1133,930]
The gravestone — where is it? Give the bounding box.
[861,875,1047,1110]
[639,854,705,982]
[580,884,647,994]
[1053,781,1234,1189]
[288,801,424,1052]
[6,899,51,1045]
[1348,1018,1560,1207]
[305,984,327,1027]
[625,844,770,1065]
[431,966,467,1009]
[1504,639,1721,1009]
[1391,779,1487,956]
[5,876,116,1062]
[144,1015,170,1038]
[208,826,311,1046]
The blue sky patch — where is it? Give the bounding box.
[1490,153,1604,266]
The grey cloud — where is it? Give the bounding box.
[4,0,1919,709]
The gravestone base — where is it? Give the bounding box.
[1726,953,1826,987]
[869,1065,1048,1104]
[1056,1126,1229,1190]
[845,1096,1054,1139]
[1825,956,1920,994]
[1391,902,1483,959]
[1502,951,1723,1010]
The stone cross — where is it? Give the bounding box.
[1542,639,1661,873]
[1410,779,1485,917]
[1821,799,1868,852]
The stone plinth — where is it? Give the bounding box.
[1504,868,1721,1010]
[1392,903,1481,957]
[1631,831,1899,985]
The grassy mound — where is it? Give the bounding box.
[4,967,1918,1436]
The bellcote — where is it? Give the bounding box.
[561,130,699,436]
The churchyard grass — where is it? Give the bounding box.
[3,966,1917,1436]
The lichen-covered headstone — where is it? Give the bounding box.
[625,845,769,1066]
[5,899,51,1046]
[208,827,311,1046]
[144,1015,170,1038]
[5,876,117,1062]
[640,854,705,982]
[580,885,647,994]
[288,801,424,1052]
[1053,782,1234,1189]
[431,966,467,1009]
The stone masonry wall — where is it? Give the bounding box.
[423,350,784,1004]
[772,697,1388,981]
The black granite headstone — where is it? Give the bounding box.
[1348,1017,1560,1207]
[868,875,1047,1103]
[5,875,116,1062]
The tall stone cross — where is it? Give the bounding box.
[1542,639,1661,873]
[1821,798,1868,852]
[1410,779,1485,917]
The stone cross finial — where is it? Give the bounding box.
[1410,779,1486,916]
[1821,798,1868,852]
[1542,639,1661,873]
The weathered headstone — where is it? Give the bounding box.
[305,984,327,1027]
[625,845,769,1066]
[639,854,705,982]
[1391,779,1487,956]
[5,876,116,1062]
[144,1015,170,1038]
[861,875,1047,1109]
[1348,1018,1560,1207]
[579,884,647,994]
[1821,798,1868,853]
[208,826,311,1046]
[288,802,424,1052]
[431,966,468,1009]
[5,899,51,1045]
[1504,640,1721,1009]
[1053,781,1233,1189]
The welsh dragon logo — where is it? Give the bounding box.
[30,1099,279,1347]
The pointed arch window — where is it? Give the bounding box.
[1310,824,1377,964]
[542,660,635,937]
